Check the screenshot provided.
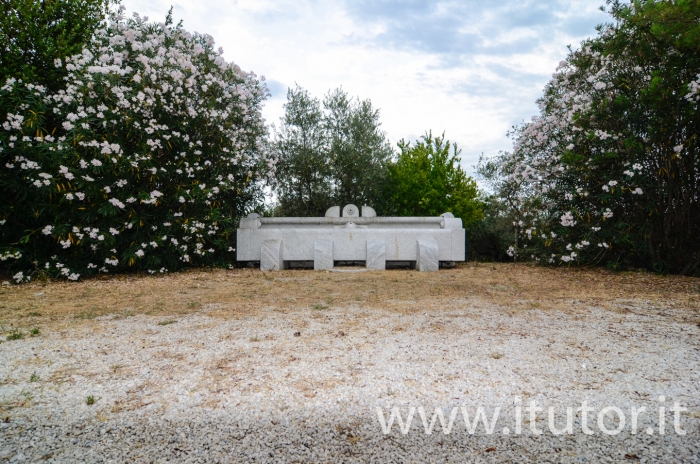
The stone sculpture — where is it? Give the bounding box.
[236,205,465,271]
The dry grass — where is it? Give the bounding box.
[1,263,699,332]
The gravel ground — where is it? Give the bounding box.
[1,272,699,463]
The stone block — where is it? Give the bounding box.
[366,239,386,270]
[343,204,359,218]
[416,239,439,272]
[236,205,467,269]
[361,206,377,217]
[314,239,334,270]
[260,239,284,271]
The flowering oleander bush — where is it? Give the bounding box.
[0,7,274,282]
[479,0,700,274]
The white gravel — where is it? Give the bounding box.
[1,300,699,463]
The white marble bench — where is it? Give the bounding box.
[236,205,465,271]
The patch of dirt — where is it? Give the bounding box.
[0,263,698,333]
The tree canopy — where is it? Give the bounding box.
[0,0,115,92]
[390,132,482,226]
[480,0,700,274]
[271,85,393,216]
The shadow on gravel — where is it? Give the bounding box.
[2,412,697,463]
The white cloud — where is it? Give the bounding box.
[122,0,607,174]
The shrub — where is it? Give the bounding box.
[0,7,274,282]
[481,0,700,274]
[464,196,514,262]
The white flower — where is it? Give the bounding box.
[602,185,609,192]
[560,211,576,227]
[608,180,617,186]
[603,208,613,219]
[673,145,683,153]
[632,187,643,195]
[109,228,119,235]
[42,225,54,235]
[13,271,24,283]
[108,198,125,209]
[135,249,145,257]
[75,192,85,200]
[91,159,102,167]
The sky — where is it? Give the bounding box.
[122,0,610,175]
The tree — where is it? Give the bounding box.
[271,86,393,216]
[486,0,700,274]
[324,88,393,212]
[0,7,272,282]
[271,85,331,217]
[0,0,115,92]
[388,132,482,226]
